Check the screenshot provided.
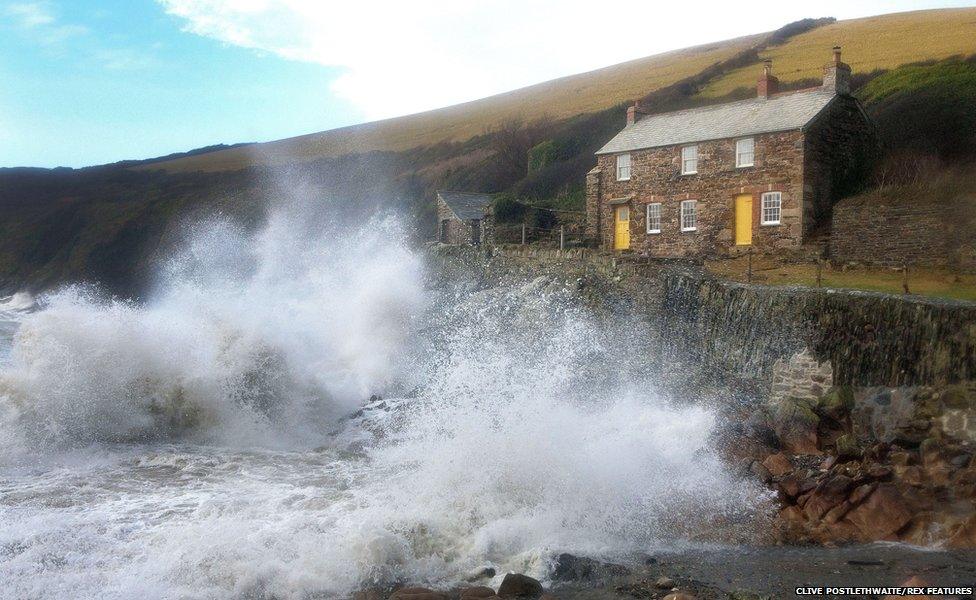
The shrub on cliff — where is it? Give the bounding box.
[860,57,976,162]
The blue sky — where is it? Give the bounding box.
[1,0,972,169]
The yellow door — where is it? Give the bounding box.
[614,206,630,250]
[735,195,753,246]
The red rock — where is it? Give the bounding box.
[866,465,892,480]
[848,482,877,506]
[750,460,772,484]
[779,473,817,498]
[816,519,860,543]
[391,588,449,600]
[954,467,976,484]
[895,465,925,487]
[947,514,976,549]
[844,483,913,540]
[460,587,498,598]
[823,500,852,524]
[924,461,952,486]
[804,475,854,521]
[497,573,543,599]
[762,453,794,477]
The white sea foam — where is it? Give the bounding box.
[0,201,765,599]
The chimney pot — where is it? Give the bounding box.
[626,99,649,126]
[824,46,851,95]
[757,59,779,99]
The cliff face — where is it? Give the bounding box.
[428,246,976,547]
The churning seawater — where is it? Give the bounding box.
[0,204,763,600]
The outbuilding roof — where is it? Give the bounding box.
[596,89,837,155]
[437,190,492,220]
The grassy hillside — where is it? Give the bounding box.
[700,8,976,97]
[146,8,976,175]
[1,7,975,298]
[143,36,761,173]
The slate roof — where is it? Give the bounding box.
[596,89,837,154]
[438,190,492,220]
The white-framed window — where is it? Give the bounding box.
[646,203,662,234]
[761,192,782,225]
[681,145,698,174]
[736,137,755,168]
[616,153,631,181]
[680,200,697,232]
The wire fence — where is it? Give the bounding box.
[491,223,598,250]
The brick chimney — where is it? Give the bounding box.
[757,59,779,99]
[823,46,852,95]
[626,100,649,126]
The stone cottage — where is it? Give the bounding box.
[586,48,877,256]
[436,190,492,245]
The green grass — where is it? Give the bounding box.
[858,59,976,104]
[700,7,976,98]
[707,258,976,302]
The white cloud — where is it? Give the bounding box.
[4,1,88,45]
[157,0,943,121]
[5,1,54,27]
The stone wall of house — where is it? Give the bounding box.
[436,198,478,245]
[832,193,976,272]
[803,96,879,237]
[594,129,805,257]
[584,167,602,239]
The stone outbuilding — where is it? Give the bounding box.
[436,190,492,245]
[586,48,877,256]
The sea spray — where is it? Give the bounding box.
[0,210,426,454]
[0,206,766,599]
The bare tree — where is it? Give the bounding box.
[485,116,554,181]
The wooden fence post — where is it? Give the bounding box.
[816,258,823,288]
[559,226,565,252]
[903,263,910,295]
[521,224,526,246]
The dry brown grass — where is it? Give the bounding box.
[700,8,976,97]
[143,36,759,173]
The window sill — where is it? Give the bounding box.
[681,228,698,233]
[680,172,698,176]
[647,230,661,235]
[617,177,631,182]
[761,221,781,226]
[736,164,755,169]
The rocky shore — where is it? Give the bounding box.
[727,382,976,548]
[353,548,976,599]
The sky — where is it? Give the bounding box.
[0,0,972,168]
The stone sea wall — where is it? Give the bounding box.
[661,270,976,387]
[429,245,976,388]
